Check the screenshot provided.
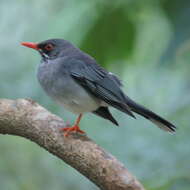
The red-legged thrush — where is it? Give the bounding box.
[21,39,176,136]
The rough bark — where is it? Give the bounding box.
[0,98,145,190]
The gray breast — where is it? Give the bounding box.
[37,61,101,114]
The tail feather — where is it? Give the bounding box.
[125,97,176,132]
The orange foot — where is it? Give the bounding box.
[61,125,85,137]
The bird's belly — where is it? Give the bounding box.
[46,78,100,114]
[55,95,100,114]
[53,89,100,114]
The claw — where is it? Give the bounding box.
[60,114,84,137]
[61,125,85,137]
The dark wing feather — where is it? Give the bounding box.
[69,59,135,118]
[92,107,119,126]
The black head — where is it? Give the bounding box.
[21,39,75,60]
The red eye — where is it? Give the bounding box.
[44,44,54,51]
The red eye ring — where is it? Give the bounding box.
[44,43,54,51]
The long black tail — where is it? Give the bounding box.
[125,97,176,132]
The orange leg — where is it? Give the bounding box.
[61,114,85,137]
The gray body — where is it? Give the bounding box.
[37,58,101,114]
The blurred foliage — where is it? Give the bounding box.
[0,0,190,190]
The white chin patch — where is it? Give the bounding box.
[42,53,49,59]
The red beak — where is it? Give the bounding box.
[21,42,39,50]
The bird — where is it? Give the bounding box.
[21,39,176,136]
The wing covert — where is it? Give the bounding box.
[69,59,135,118]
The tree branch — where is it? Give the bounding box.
[0,98,145,190]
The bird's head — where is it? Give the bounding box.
[21,39,74,60]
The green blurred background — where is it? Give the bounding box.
[0,0,190,189]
